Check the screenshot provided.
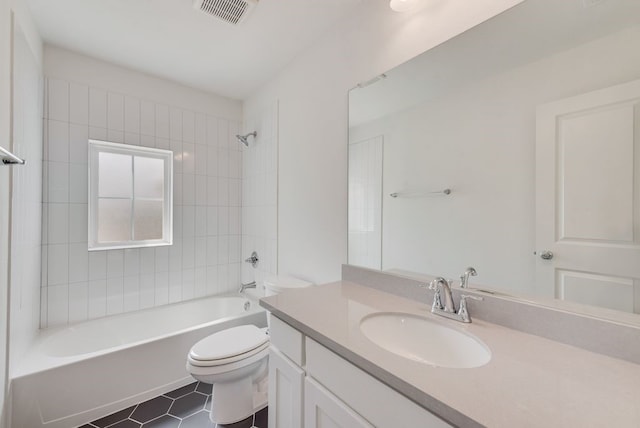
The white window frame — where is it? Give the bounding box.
[88,139,173,251]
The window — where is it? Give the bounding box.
[88,140,173,250]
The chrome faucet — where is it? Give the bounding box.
[239,281,257,293]
[426,277,483,323]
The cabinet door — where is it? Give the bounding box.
[269,347,304,428]
[304,378,374,428]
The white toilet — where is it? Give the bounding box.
[186,275,312,425]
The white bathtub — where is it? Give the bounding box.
[10,293,267,428]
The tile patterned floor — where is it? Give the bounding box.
[79,382,267,428]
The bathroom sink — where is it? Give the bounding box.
[360,313,491,368]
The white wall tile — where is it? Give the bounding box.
[207,237,218,267]
[208,147,219,177]
[182,269,195,300]
[218,207,229,236]
[107,250,124,278]
[218,177,229,206]
[107,129,124,144]
[194,267,206,298]
[195,207,207,236]
[182,205,195,238]
[217,119,229,150]
[155,271,169,306]
[68,242,89,283]
[88,279,107,319]
[195,113,206,145]
[156,137,170,150]
[229,207,240,235]
[124,96,140,134]
[229,235,241,264]
[217,264,228,292]
[195,236,207,268]
[155,247,169,272]
[173,173,183,206]
[169,239,182,272]
[217,149,229,178]
[195,175,207,206]
[48,79,69,122]
[155,104,170,138]
[206,266,218,295]
[88,251,107,280]
[47,284,69,326]
[207,177,218,206]
[195,144,207,175]
[140,100,155,136]
[140,134,155,148]
[217,236,229,265]
[170,108,182,141]
[89,88,108,128]
[139,273,155,309]
[229,179,241,207]
[89,126,107,141]
[183,237,195,269]
[107,92,124,131]
[48,120,69,162]
[183,110,195,143]
[169,270,182,303]
[183,143,195,175]
[106,277,124,315]
[123,275,139,312]
[183,174,195,206]
[207,207,218,236]
[206,116,218,147]
[124,132,140,146]
[48,203,68,244]
[140,248,155,274]
[40,286,48,329]
[69,83,89,125]
[48,244,69,286]
[173,206,183,238]
[68,204,88,243]
[68,282,88,323]
[124,248,140,276]
[69,163,88,203]
[48,161,69,203]
[69,124,89,164]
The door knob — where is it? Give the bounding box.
[540,250,554,260]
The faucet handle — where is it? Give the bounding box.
[458,294,483,323]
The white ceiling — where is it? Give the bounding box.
[27,0,364,100]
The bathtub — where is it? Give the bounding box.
[10,293,267,428]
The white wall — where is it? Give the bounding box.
[41,47,244,327]
[243,0,524,284]
[349,26,640,295]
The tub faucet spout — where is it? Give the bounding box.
[239,281,257,293]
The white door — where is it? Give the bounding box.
[268,347,304,428]
[304,378,374,428]
[536,79,640,313]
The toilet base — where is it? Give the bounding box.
[209,376,268,425]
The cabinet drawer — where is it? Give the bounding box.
[305,377,374,428]
[305,338,453,428]
[269,315,304,365]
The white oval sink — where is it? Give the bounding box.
[360,313,491,368]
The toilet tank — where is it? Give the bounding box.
[263,275,313,297]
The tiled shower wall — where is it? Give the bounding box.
[41,77,243,328]
[241,103,278,283]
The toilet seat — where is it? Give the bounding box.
[188,325,269,367]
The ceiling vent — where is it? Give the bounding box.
[193,0,258,26]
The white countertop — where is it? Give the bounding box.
[260,281,640,428]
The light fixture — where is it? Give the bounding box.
[389,0,422,12]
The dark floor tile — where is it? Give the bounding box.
[78,425,97,428]
[179,410,215,428]
[109,420,141,428]
[91,406,136,427]
[168,391,208,418]
[163,382,197,399]
[205,395,211,412]
[216,415,254,428]
[254,407,268,428]
[195,382,212,395]
[140,414,180,428]
[130,396,173,423]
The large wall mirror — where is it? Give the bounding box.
[348,0,640,321]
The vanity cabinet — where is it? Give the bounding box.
[268,315,453,428]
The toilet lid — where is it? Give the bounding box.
[189,325,268,361]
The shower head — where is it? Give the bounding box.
[235,131,257,147]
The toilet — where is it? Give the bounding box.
[186,275,312,424]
